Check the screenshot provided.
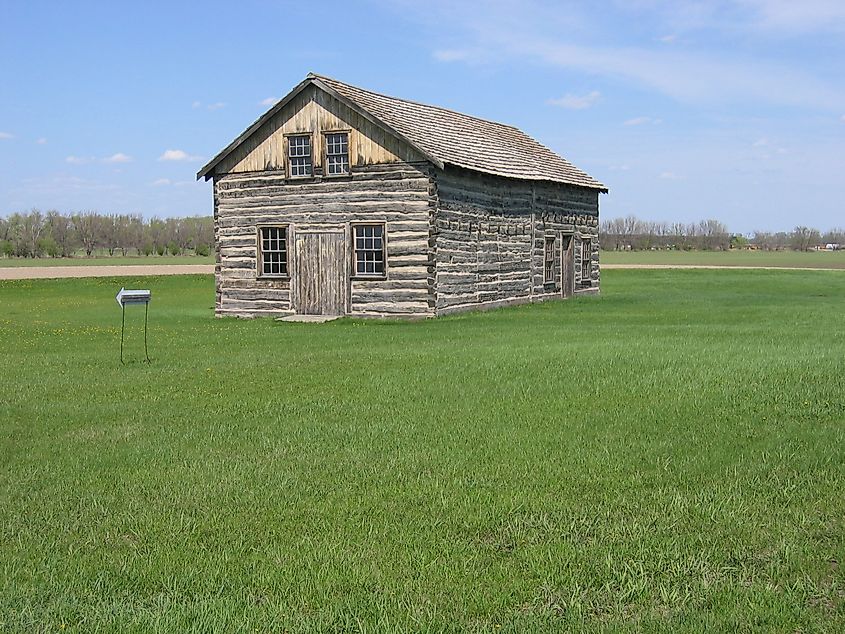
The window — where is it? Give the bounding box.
[258,226,288,277]
[325,132,350,175]
[544,236,556,283]
[353,224,385,276]
[287,135,312,177]
[581,238,592,285]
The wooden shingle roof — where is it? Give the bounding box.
[198,73,607,191]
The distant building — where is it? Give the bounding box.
[198,74,607,318]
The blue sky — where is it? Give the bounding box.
[1,0,843,233]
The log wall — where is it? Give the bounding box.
[433,167,600,315]
[214,162,435,318]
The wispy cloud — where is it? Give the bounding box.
[659,171,681,180]
[158,149,202,162]
[152,178,171,186]
[415,2,845,111]
[547,91,601,109]
[624,116,662,126]
[36,137,47,145]
[103,152,132,164]
[740,0,845,33]
[193,100,227,111]
[0,131,13,140]
[259,97,280,106]
[433,48,483,63]
[65,155,94,165]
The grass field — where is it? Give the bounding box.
[600,249,845,269]
[0,254,214,267]
[1,270,844,632]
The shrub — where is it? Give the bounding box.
[38,237,60,258]
[156,244,166,257]
[195,243,210,257]
[168,242,180,256]
[0,240,13,258]
[141,242,154,256]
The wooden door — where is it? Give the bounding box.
[560,235,574,298]
[294,232,347,315]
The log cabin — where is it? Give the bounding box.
[197,73,607,318]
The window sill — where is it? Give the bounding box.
[351,275,387,281]
[257,274,290,280]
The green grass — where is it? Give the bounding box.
[601,249,845,269]
[1,271,844,632]
[0,254,213,267]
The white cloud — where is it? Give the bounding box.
[753,137,770,147]
[433,48,477,62]
[412,3,845,111]
[659,171,681,179]
[659,34,678,43]
[841,114,845,122]
[152,178,172,186]
[624,116,663,126]
[158,149,202,162]
[0,131,13,140]
[193,100,227,111]
[36,137,47,145]
[547,91,601,109]
[739,0,845,33]
[259,97,280,106]
[65,155,94,165]
[103,152,132,164]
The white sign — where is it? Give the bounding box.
[116,287,151,307]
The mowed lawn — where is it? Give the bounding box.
[1,271,844,632]
[601,249,845,269]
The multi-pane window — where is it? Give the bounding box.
[354,224,385,276]
[259,226,288,276]
[544,236,556,283]
[325,132,350,175]
[288,135,312,177]
[581,239,592,285]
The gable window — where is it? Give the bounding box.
[353,224,385,277]
[581,238,592,285]
[544,236,556,283]
[325,132,350,175]
[258,226,288,277]
[287,135,312,177]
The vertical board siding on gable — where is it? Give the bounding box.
[214,162,433,317]
[434,167,600,314]
[214,86,423,176]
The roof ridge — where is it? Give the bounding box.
[308,72,523,133]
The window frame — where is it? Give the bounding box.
[322,129,352,177]
[580,238,592,286]
[256,224,290,279]
[285,132,314,179]
[543,235,556,284]
[351,222,387,279]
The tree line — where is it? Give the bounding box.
[600,216,844,251]
[0,210,213,258]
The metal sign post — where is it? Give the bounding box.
[116,287,151,364]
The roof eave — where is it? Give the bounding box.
[196,77,314,181]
